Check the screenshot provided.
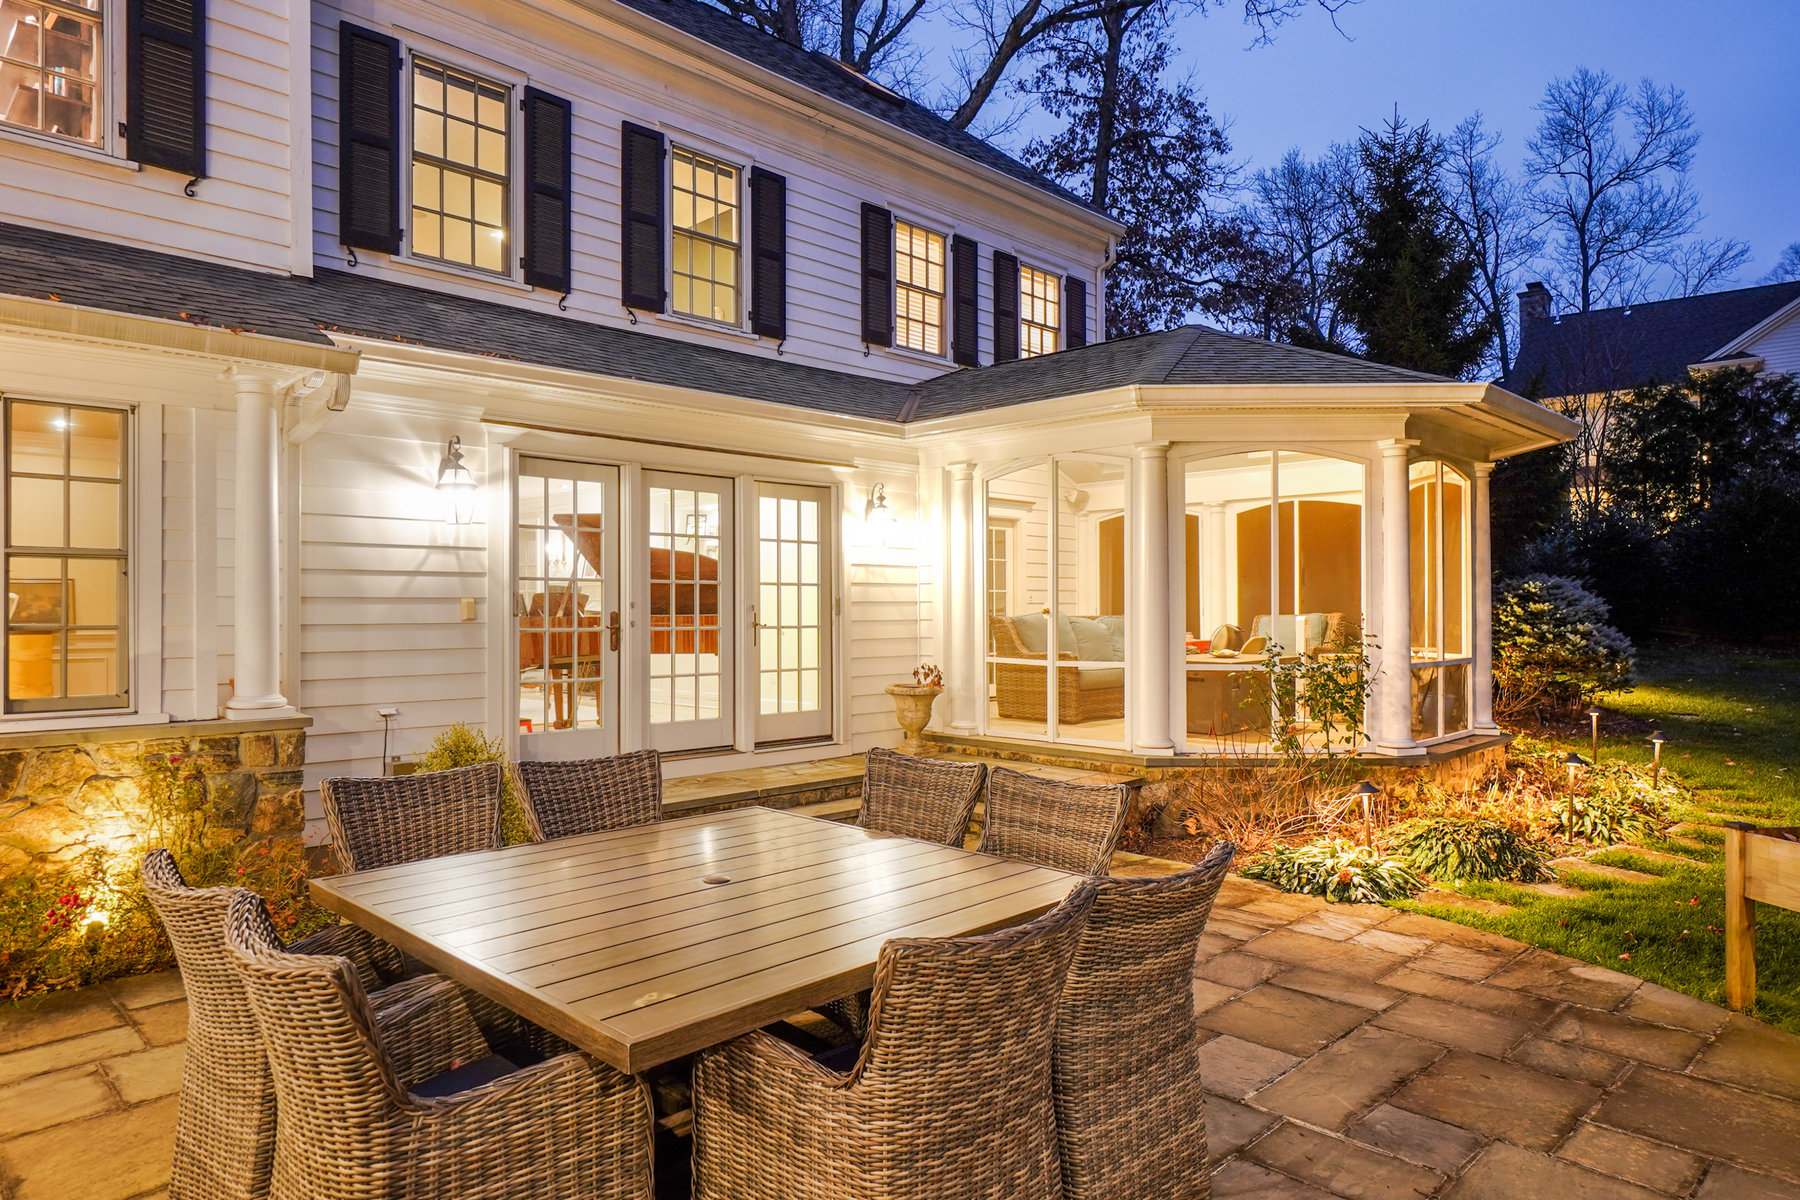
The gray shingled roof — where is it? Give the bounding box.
[1503,281,1800,399]
[604,0,1107,220]
[0,222,1466,425]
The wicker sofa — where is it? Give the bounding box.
[990,613,1125,725]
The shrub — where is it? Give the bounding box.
[1672,468,1800,639]
[1493,575,1634,721]
[1511,511,1670,639]
[1387,813,1556,883]
[1544,763,1670,845]
[1242,838,1425,903]
[416,723,531,845]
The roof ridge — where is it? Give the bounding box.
[1549,278,1800,321]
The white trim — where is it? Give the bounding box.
[1704,293,1800,361]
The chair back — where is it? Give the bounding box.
[979,767,1132,875]
[514,750,662,841]
[1052,842,1235,1200]
[857,747,985,846]
[320,763,503,872]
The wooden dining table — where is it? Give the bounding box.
[309,805,1081,1073]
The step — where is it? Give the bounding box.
[1416,888,1516,915]
[662,755,865,817]
[1601,845,1706,867]
[1514,880,1589,899]
[1550,857,1662,884]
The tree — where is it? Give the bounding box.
[1019,19,1248,335]
[1226,145,1358,350]
[1443,114,1542,378]
[1334,115,1494,378]
[1524,67,1748,312]
[1763,242,1800,284]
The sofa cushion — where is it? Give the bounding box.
[1077,666,1125,690]
[1069,616,1122,663]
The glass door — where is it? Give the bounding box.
[515,458,619,760]
[753,482,833,744]
[642,471,734,752]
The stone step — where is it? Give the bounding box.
[1550,857,1662,884]
[662,755,865,818]
[1514,880,1589,899]
[1601,845,1706,867]
[1662,836,1713,852]
[1415,888,1516,915]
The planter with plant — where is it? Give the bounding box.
[886,664,944,755]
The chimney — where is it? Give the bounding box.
[1518,281,1552,325]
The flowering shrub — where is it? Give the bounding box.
[1242,838,1425,903]
[1493,575,1634,721]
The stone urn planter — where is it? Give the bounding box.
[887,666,944,755]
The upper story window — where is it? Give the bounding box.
[670,146,741,324]
[1020,265,1060,358]
[5,398,129,713]
[0,0,103,146]
[894,220,946,356]
[410,57,510,274]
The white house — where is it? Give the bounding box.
[0,0,1573,851]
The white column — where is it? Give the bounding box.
[1202,501,1228,633]
[946,463,979,731]
[1374,439,1420,756]
[225,369,291,716]
[1129,443,1174,753]
[1471,461,1499,734]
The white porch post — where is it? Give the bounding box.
[1471,461,1499,734]
[1374,439,1420,756]
[225,369,292,716]
[1129,443,1174,753]
[1202,501,1227,633]
[946,462,979,731]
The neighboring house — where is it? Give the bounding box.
[0,0,1571,851]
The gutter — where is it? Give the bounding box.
[0,293,361,375]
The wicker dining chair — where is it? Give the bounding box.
[513,750,662,841]
[223,889,656,1200]
[692,881,1099,1200]
[857,747,986,846]
[141,849,426,1200]
[978,766,1133,876]
[1052,842,1237,1200]
[320,762,504,872]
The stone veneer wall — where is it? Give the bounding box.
[0,718,308,876]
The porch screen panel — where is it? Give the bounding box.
[516,459,609,733]
[1054,457,1126,747]
[984,462,1050,741]
[648,482,723,726]
[1410,461,1471,741]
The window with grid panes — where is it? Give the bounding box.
[0,0,102,144]
[670,147,741,324]
[1019,265,1060,357]
[894,221,946,355]
[410,58,510,273]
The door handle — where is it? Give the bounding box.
[607,611,621,652]
[750,606,770,644]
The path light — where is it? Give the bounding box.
[1650,730,1667,788]
[1563,752,1588,831]
[436,436,477,526]
[1349,781,1381,845]
[1587,706,1604,763]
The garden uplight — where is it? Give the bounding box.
[1650,730,1667,786]
[1349,782,1381,845]
[1587,706,1604,761]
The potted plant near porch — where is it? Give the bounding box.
[887,664,944,755]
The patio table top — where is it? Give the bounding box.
[309,805,1080,1072]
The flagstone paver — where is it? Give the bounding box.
[3,869,1798,1200]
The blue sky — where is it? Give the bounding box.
[929,0,1800,284]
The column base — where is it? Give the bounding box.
[226,698,296,720]
[1368,741,1428,760]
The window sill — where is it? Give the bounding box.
[652,311,761,342]
[382,250,533,292]
[0,125,138,172]
[883,343,953,369]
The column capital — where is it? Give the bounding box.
[1471,461,1497,477]
[1376,438,1421,457]
[1131,441,1172,459]
[948,461,977,481]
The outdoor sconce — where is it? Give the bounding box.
[1349,781,1381,845]
[1649,730,1667,787]
[864,482,895,526]
[1586,706,1604,762]
[436,436,477,526]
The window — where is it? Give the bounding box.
[0,0,102,145]
[410,57,509,273]
[1410,460,1471,740]
[894,221,946,355]
[5,399,128,713]
[1019,265,1060,358]
[985,520,1012,620]
[671,147,741,324]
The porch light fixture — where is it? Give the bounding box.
[436,436,477,525]
[1649,729,1667,787]
[1349,782,1381,845]
[864,482,895,526]
[1586,706,1603,762]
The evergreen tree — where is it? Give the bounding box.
[1335,115,1495,378]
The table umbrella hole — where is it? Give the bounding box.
[702,874,732,885]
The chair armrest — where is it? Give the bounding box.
[289,922,409,989]
[372,979,493,1091]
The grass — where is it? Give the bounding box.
[1397,643,1800,1034]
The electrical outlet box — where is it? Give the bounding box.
[460,597,477,622]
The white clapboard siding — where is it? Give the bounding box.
[1747,304,1800,376]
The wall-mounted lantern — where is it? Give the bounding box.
[436,436,477,525]
[864,482,895,527]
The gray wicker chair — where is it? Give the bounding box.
[692,881,1099,1200]
[140,849,425,1200]
[223,889,655,1200]
[514,750,662,841]
[1053,842,1236,1200]
[978,767,1132,876]
[320,763,504,872]
[857,747,986,846]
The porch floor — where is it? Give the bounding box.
[3,872,1796,1200]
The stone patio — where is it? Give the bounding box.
[3,874,1798,1200]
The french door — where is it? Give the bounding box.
[515,458,620,760]
[642,471,735,752]
[753,482,833,743]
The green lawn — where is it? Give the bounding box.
[1400,644,1800,1033]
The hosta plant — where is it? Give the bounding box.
[1242,838,1425,903]
[1387,814,1557,883]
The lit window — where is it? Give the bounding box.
[5,399,129,713]
[1020,265,1060,358]
[411,58,509,273]
[0,0,103,145]
[894,221,946,355]
[671,147,741,324]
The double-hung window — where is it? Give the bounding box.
[894,221,946,355]
[1020,264,1060,358]
[670,147,741,324]
[0,0,103,145]
[4,398,129,713]
[410,57,510,274]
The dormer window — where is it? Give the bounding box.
[894,221,946,356]
[410,57,510,274]
[1020,264,1060,358]
[670,146,741,325]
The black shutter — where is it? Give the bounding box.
[951,234,979,367]
[749,168,787,339]
[620,121,666,312]
[521,88,573,292]
[337,23,402,254]
[859,202,892,347]
[126,0,206,176]
[1065,276,1088,349]
[992,250,1019,363]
